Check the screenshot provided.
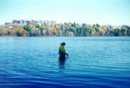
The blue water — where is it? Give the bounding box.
[0,37,130,88]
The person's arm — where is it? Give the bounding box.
[65,52,69,58]
[64,48,68,57]
[65,52,68,55]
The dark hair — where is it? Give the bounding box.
[61,42,65,45]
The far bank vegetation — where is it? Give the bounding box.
[0,23,130,36]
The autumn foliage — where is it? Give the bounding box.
[0,23,130,36]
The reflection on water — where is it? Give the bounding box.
[0,37,130,88]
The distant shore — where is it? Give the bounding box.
[0,22,130,36]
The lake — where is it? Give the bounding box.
[0,37,130,88]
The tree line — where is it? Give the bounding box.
[0,23,130,36]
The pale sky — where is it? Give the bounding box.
[0,0,130,26]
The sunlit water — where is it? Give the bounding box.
[0,37,130,88]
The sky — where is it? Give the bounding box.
[0,0,130,26]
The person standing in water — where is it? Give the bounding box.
[59,42,68,68]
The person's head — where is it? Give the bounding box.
[61,42,65,46]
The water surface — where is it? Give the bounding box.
[0,37,130,88]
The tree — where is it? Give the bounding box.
[0,26,8,35]
[113,28,123,36]
[13,25,27,36]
